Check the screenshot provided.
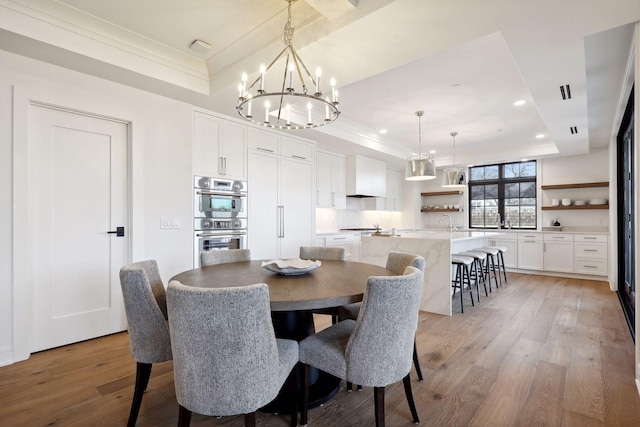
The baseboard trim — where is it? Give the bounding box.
[0,345,14,367]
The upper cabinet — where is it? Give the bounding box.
[540,182,609,210]
[316,151,346,209]
[346,155,386,198]
[385,168,403,211]
[193,111,247,180]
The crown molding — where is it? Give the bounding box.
[0,0,210,93]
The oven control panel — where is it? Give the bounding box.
[194,218,247,231]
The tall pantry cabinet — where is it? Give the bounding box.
[247,128,315,259]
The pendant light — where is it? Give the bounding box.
[405,111,436,181]
[442,131,467,187]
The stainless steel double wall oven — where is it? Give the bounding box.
[193,176,248,267]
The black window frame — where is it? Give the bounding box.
[468,160,537,230]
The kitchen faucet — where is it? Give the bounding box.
[496,212,503,229]
[439,214,454,231]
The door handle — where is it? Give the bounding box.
[107,226,125,237]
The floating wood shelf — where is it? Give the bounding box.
[420,190,463,196]
[542,204,608,210]
[421,208,463,213]
[541,182,609,190]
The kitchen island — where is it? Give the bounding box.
[361,230,504,316]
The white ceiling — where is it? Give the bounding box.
[0,0,638,170]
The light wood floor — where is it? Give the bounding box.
[1,273,639,426]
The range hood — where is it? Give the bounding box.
[346,155,386,198]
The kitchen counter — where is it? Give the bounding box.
[361,230,502,316]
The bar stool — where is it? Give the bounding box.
[492,246,508,283]
[457,251,489,298]
[474,246,501,290]
[451,255,475,313]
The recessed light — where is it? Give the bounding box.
[429,150,436,154]
[379,129,387,134]
[513,100,526,106]
[535,134,544,139]
[521,158,529,162]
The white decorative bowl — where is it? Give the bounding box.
[574,200,586,206]
[261,259,321,275]
[551,199,560,206]
[561,198,572,206]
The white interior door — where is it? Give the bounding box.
[29,105,128,352]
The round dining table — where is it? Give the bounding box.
[170,259,395,411]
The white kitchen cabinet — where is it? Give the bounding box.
[489,234,517,268]
[281,136,315,162]
[320,233,361,261]
[574,234,608,276]
[316,151,346,209]
[517,232,543,270]
[193,112,247,180]
[543,233,574,273]
[385,168,403,211]
[247,134,315,260]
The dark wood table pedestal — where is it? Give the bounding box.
[263,311,340,413]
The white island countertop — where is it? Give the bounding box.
[397,230,504,241]
[361,230,503,316]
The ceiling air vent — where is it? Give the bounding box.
[570,126,578,134]
[560,84,571,100]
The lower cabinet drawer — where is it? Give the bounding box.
[575,258,607,275]
[574,243,607,259]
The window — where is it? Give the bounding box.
[469,161,537,229]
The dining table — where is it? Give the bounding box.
[170,259,395,411]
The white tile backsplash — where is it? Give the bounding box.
[315,207,402,233]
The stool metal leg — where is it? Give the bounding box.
[464,264,475,307]
[498,251,508,283]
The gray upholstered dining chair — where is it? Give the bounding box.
[166,280,299,427]
[339,251,426,381]
[299,266,423,427]
[119,260,172,427]
[299,246,346,262]
[299,246,347,324]
[200,248,251,267]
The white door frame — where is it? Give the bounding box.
[12,85,133,362]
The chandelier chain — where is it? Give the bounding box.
[282,0,294,46]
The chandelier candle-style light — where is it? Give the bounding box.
[406,111,436,181]
[236,0,340,129]
[442,131,467,187]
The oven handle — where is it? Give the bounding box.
[196,190,246,197]
[196,231,247,238]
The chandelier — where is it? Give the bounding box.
[442,131,467,187]
[405,111,436,181]
[236,0,340,129]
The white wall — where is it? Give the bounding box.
[0,77,13,363]
[0,49,195,365]
[411,152,611,231]
[540,149,610,228]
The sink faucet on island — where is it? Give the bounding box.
[360,229,505,316]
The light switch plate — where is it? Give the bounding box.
[160,217,181,229]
